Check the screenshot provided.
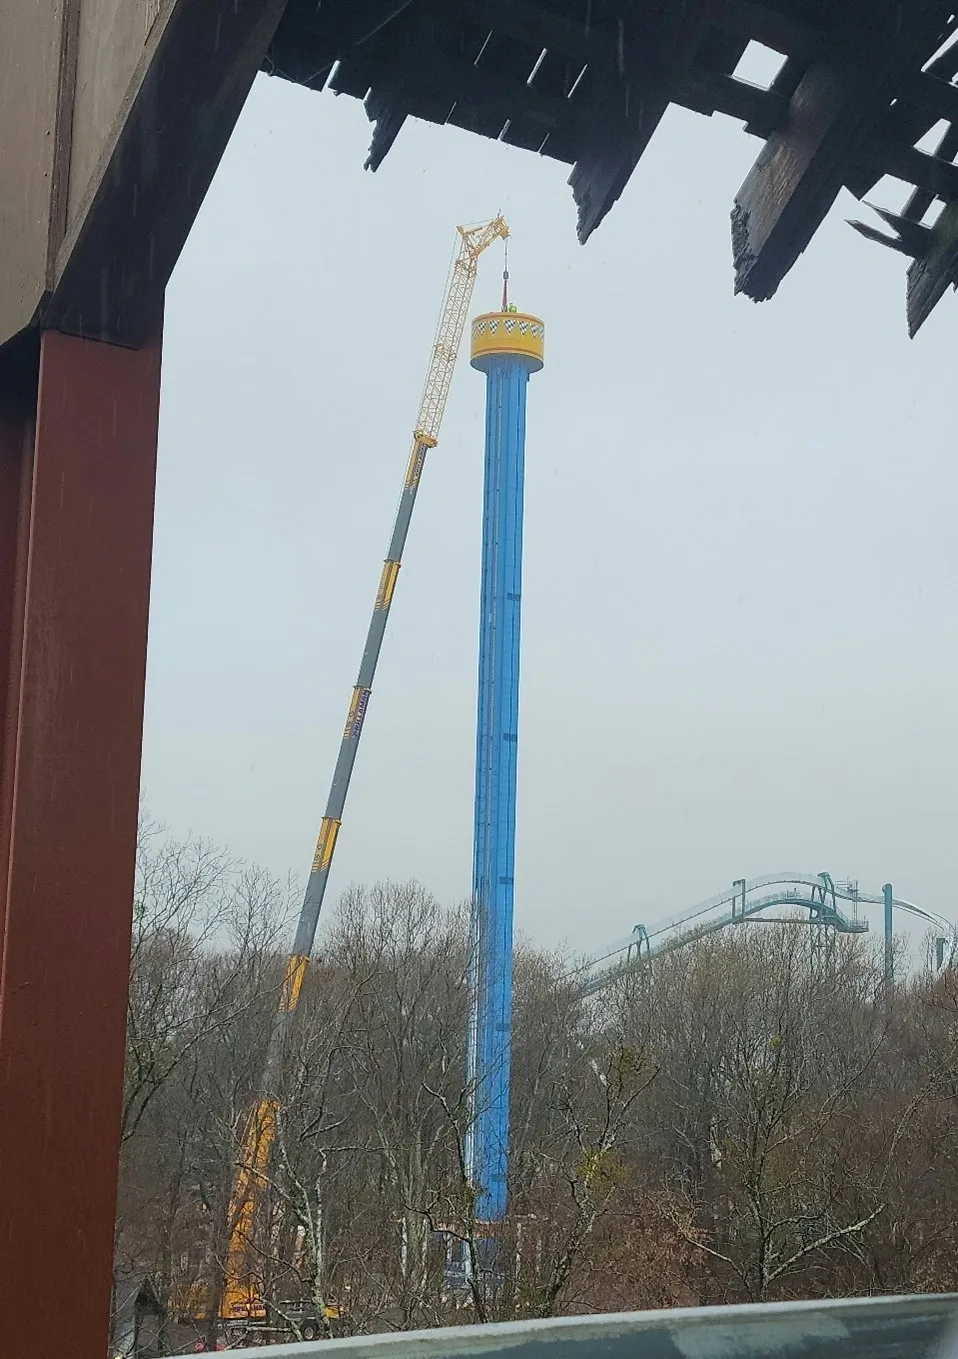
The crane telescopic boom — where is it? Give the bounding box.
[221,216,510,1324]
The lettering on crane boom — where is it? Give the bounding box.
[310,818,340,875]
[376,560,400,611]
[344,686,371,741]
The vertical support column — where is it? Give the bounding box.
[465,312,543,1229]
[468,355,527,1226]
[0,324,162,1359]
[883,882,894,999]
[732,878,746,920]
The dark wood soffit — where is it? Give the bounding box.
[267,0,958,334]
[39,0,958,344]
[731,3,958,304]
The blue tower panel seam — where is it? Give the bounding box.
[466,351,534,1225]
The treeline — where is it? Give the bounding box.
[115,826,958,1351]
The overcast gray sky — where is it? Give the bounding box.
[142,67,958,953]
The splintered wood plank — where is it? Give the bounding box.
[364,92,407,172]
[731,4,958,302]
[907,200,958,335]
[360,10,482,167]
[675,71,787,135]
[328,61,373,100]
[475,28,554,150]
[569,0,723,243]
[731,59,869,300]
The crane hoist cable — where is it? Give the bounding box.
[221,215,510,1323]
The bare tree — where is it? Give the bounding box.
[114,865,958,1352]
[114,819,294,1352]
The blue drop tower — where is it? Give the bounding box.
[465,307,545,1227]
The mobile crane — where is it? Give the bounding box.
[218,217,510,1336]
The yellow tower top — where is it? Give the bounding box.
[470,312,545,372]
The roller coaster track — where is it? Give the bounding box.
[570,872,956,998]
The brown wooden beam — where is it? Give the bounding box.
[902,71,958,126]
[845,46,958,200]
[848,204,934,258]
[427,48,568,129]
[900,123,958,221]
[358,35,786,164]
[717,0,827,57]
[569,0,723,243]
[356,11,564,167]
[880,140,958,201]
[907,200,958,335]
[732,4,957,301]
[733,61,867,300]
[457,0,617,73]
[676,71,787,136]
[263,17,337,93]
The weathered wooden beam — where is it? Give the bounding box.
[569,0,723,243]
[364,92,408,171]
[367,49,564,130]
[358,6,502,168]
[848,219,919,256]
[904,72,958,126]
[901,123,958,221]
[732,61,869,300]
[848,205,934,257]
[717,0,826,58]
[568,89,667,243]
[907,200,958,335]
[264,19,337,93]
[456,0,617,73]
[881,141,958,201]
[358,34,569,162]
[845,36,958,199]
[731,4,957,302]
[267,0,417,91]
[676,72,787,136]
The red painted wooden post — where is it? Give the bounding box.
[0,323,162,1359]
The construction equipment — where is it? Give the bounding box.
[219,217,510,1328]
